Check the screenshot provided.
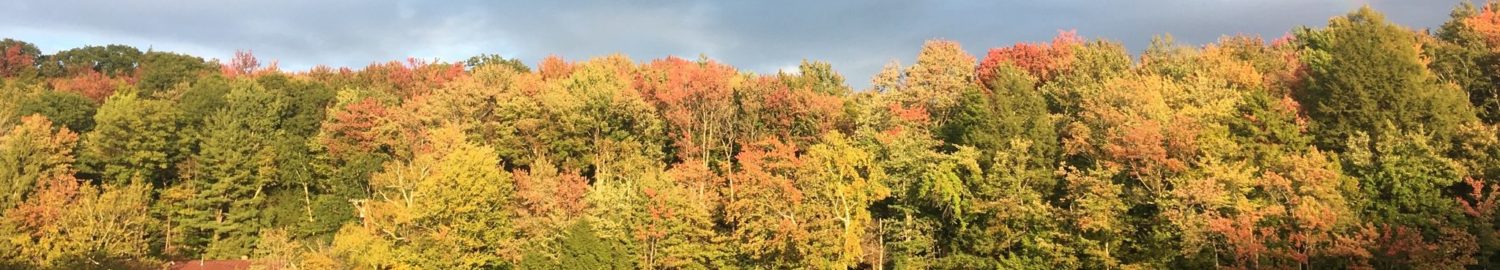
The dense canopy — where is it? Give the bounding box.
[4,4,1500,270]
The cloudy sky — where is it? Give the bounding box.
[0,0,1461,89]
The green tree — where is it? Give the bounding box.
[38,45,142,78]
[968,139,1070,269]
[465,53,530,73]
[1296,6,1478,150]
[558,220,632,270]
[137,51,214,96]
[80,89,183,186]
[1431,1,1500,123]
[942,62,1057,172]
[256,74,334,137]
[15,91,96,133]
[846,92,975,268]
[1345,125,1467,234]
[182,79,287,258]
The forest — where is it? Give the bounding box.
[5,3,1500,270]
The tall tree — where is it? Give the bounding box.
[636,56,739,167]
[15,90,97,133]
[978,30,1082,86]
[464,53,530,73]
[1297,6,1478,150]
[737,75,846,148]
[340,124,517,269]
[425,64,545,167]
[943,62,1057,171]
[538,55,664,179]
[38,45,142,78]
[796,132,891,268]
[49,68,117,103]
[1041,39,1133,118]
[899,40,976,124]
[0,116,157,269]
[726,137,808,267]
[80,89,183,186]
[0,116,79,210]
[181,79,286,258]
[137,51,214,96]
[0,39,40,78]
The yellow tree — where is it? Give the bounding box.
[0,116,157,269]
[797,132,891,268]
[899,40,976,124]
[341,124,517,269]
[536,55,664,180]
[0,115,79,210]
[425,64,546,167]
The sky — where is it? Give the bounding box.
[0,0,1463,89]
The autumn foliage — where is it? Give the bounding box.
[5,4,1500,270]
[49,69,116,102]
[978,30,1081,85]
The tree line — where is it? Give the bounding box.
[5,4,1500,270]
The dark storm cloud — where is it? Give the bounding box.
[0,0,1460,88]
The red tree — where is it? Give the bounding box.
[0,44,36,77]
[636,56,738,164]
[319,98,392,157]
[538,55,574,80]
[50,69,116,102]
[220,49,273,78]
[977,30,1082,86]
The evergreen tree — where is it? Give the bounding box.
[182,80,286,258]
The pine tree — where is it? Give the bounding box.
[183,80,286,258]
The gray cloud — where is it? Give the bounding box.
[0,0,1460,89]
